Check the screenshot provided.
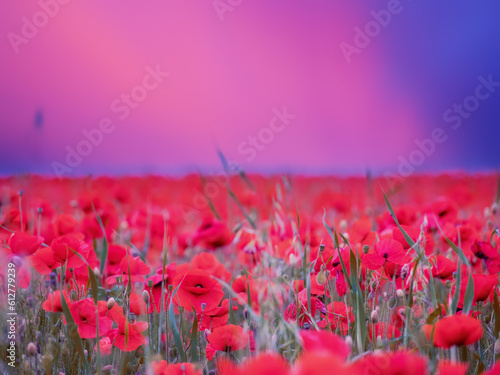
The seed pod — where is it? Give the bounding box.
[363,245,370,254]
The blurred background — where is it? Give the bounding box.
[1,0,499,177]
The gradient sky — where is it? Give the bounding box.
[1,0,499,176]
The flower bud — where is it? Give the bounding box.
[396,289,404,298]
[495,339,500,354]
[27,342,38,356]
[370,310,378,323]
[400,264,409,280]
[388,296,397,309]
[142,290,150,304]
[70,290,78,301]
[93,267,100,278]
[107,298,115,310]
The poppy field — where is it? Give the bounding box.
[1,173,500,375]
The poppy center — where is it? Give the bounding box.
[476,251,485,259]
[195,284,204,288]
[382,253,389,259]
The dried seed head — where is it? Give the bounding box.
[142,290,150,304]
[147,280,154,288]
[370,310,378,323]
[27,342,38,356]
[107,298,115,310]
[319,244,326,254]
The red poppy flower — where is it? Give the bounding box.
[363,239,407,270]
[69,298,112,338]
[95,337,112,356]
[189,252,231,282]
[206,324,253,360]
[106,319,148,351]
[173,269,224,313]
[436,360,468,375]
[422,314,483,348]
[129,292,148,315]
[192,217,233,250]
[8,231,44,256]
[235,353,289,375]
[107,254,151,285]
[54,214,79,236]
[353,351,428,375]
[453,268,497,308]
[198,298,233,331]
[284,290,324,326]
[42,291,71,312]
[50,235,90,268]
[293,353,354,375]
[151,361,201,375]
[472,240,500,273]
[431,255,456,281]
[106,244,127,275]
[29,246,61,274]
[318,301,354,334]
[299,330,350,360]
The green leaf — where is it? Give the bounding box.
[168,278,187,362]
[190,310,199,362]
[493,290,500,339]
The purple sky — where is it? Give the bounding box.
[1,0,499,176]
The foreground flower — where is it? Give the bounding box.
[299,330,350,360]
[422,314,483,348]
[51,235,90,268]
[363,239,407,270]
[69,298,112,338]
[353,351,428,375]
[173,269,224,312]
[151,361,201,375]
[107,319,148,351]
[206,324,253,361]
[8,231,44,256]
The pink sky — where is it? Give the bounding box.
[0,1,447,175]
